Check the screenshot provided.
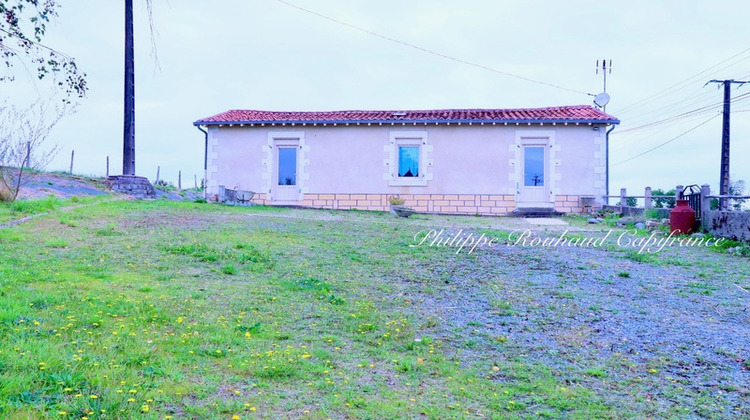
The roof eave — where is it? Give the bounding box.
[194,118,620,126]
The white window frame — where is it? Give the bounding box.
[385,131,432,187]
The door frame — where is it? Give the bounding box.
[264,131,306,204]
[513,130,556,208]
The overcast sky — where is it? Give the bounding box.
[6,0,750,197]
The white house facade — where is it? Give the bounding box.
[193,105,619,215]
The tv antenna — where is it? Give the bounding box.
[594,59,612,111]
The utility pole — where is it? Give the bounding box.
[123,0,135,175]
[708,79,747,210]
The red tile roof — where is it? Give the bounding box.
[194,105,618,126]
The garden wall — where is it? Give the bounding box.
[703,210,750,241]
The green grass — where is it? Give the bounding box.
[0,194,105,224]
[0,199,743,418]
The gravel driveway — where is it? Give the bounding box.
[399,219,750,417]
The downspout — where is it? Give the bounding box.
[605,124,617,205]
[196,125,208,199]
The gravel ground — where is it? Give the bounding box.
[17,172,108,199]
[398,221,750,417]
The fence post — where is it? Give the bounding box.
[155,166,160,184]
[676,185,684,200]
[620,188,627,215]
[644,187,652,209]
[26,142,31,168]
[106,156,110,177]
[178,171,182,191]
[69,150,74,174]
[700,184,711,230]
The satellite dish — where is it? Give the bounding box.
[594,92,610,108]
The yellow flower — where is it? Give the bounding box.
[232,416,240,420]
[141,404,149,412]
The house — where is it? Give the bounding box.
[193,105,619,215]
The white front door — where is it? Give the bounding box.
[272,145,299,204]
[518,144,550,207]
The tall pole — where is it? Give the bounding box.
[123,0,135,175]
[596,59,613,201]
[708,79,747,210]
[719,80,731,210]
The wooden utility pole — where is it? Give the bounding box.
[708,79,747,210]
[69,150,75,174]
[123,0,136,175]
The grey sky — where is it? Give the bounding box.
[7,0,750,196]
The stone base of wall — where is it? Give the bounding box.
[554,195,598,214]
[703,210,750,241]
[247,193,599,216]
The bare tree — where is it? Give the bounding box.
[0,99,73,201]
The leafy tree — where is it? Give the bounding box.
[0,1,87,98]
[711,179,747,211]
[651,188,676,209]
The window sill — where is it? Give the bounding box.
[388,178,428,187]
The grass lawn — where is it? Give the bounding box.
[0,200,747,419]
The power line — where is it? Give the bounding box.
[614,91,750,135]
[609,112,717,152]
[611,114,720,167]
[274,0,593,97]
[615,47,750,115]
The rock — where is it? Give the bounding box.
[691,232,705,238]
[588,218,601,224]
[635,222,646,229]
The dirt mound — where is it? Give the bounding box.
[17,172,108,199]
[15,171,204,201]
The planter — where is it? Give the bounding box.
[391,205,416,218]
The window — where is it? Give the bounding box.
[398,146,419,177]
[523,146,545,187]
[277,147,297,186]
[388,131,430,187]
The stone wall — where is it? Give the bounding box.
[602,205,670,219]
[703,210,750,241]
[554,195,590,214]
[247,193,594,216]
